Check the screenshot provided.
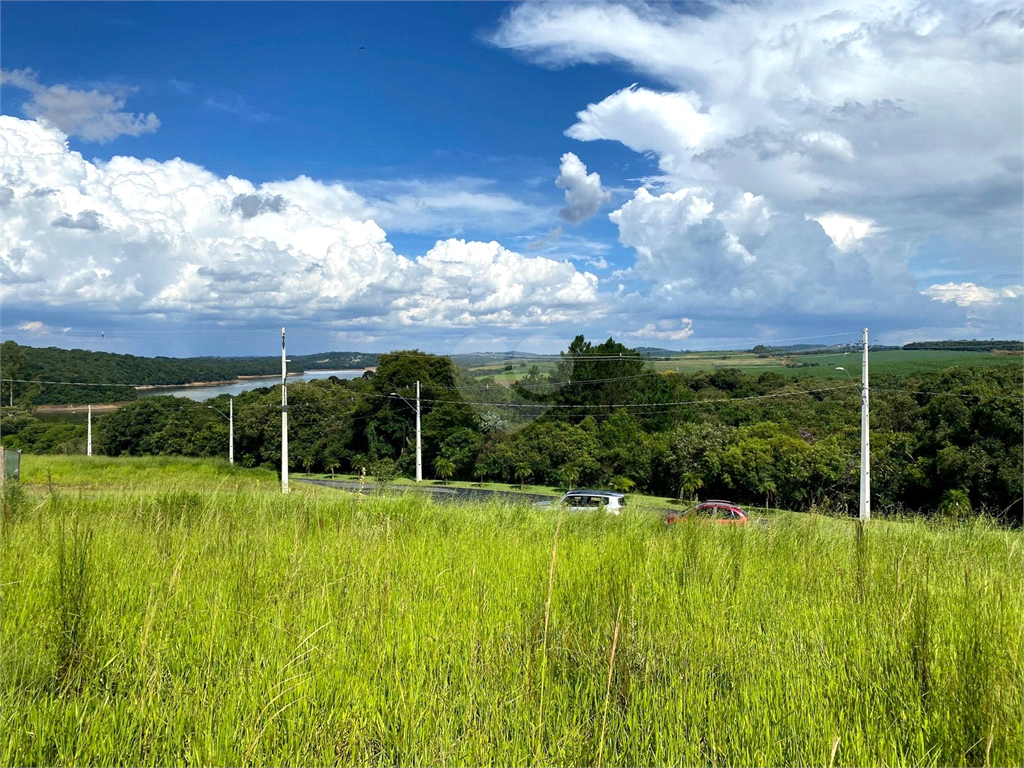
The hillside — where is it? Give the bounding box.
[0,341,376,405]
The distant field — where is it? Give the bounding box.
[2,455,1021,766]
[774,349,1024,378]
[466,349,1021,384]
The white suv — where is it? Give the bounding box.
[535,489,626,515]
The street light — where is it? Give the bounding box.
[389,381,422,482]
[205,397,234,465]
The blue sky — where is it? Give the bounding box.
[1,1,1021,357]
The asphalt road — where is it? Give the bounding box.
[296,479,764,523]
[296,478,553,505]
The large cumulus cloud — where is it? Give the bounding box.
[0,116,600,332]
[493,1,1024,339]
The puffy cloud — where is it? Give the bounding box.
[51,210,105,231]
[498,1,1022,222]
[492,1,1023,336]
[810,213,882,252]
[0,116,601,333]
[922,282,1022,307]
[17,321,70,335]
[608,186,926,318]
[622,320,694,342]
[0,69,159,143]
[554,152,611,223]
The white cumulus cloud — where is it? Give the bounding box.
[623,320,694,342]
[922,282,1022,307]
[810,212,882,252]
[0,116,601,333]
[492,0,1023,337]
[0,69,159,143]
[554,152,612,223]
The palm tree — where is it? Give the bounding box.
[679,472,704,503]
[434,456,456,484]
[560,464,581,492]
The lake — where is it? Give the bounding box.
[143,370,369,402]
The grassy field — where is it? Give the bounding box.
[2,456,1022,766]
[466,349,1021,384]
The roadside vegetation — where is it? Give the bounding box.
[1,456,1020,766]
[4,335,1019,522]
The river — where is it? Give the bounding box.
[143,370,369,402]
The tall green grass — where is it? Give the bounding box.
[1,460,1021,766]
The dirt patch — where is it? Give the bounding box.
[34,402,130,415]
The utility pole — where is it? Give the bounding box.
[860,327,870,522]
[281,328,289,494]
[87,404,92,456]
[229,396,234,465]
[415,380,422,483]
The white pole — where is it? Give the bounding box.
[415,380,422,483]
[87,404,92,456]
[860,327,870,522]
[229,397,234,465]
[281,328,289,494]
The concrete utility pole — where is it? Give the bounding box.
[229,397,234,465]
[281,328,289,494]
[860,327,870,522]
[87,404,92,456]
[415,380,422,483]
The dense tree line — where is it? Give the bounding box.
[902,340,1023,352]
[0,341,376,405]
[3,336,1020,522]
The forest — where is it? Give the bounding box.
[0,341,375,405]
[3,335,1020,522]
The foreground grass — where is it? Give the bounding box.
[18,454,278,491]
[1,458,1021,766]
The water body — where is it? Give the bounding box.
[143,370,369,402]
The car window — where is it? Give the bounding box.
[587,497,605,508]
[695,505,728,519]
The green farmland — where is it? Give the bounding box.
[468,349,1021,384]
[2,456,1021,766]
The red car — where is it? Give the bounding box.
[665,500,748,526]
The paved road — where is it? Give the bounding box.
[296,479,760,522]
[296,478,553,505]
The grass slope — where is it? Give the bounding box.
[1,456,1021,766]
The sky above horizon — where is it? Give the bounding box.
[1,1,1021,358]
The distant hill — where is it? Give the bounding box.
[0,342,377,406]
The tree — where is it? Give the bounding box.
[0,341,26,406]
[434,456,456,484]
[678,471,703,503]
[610,476,635,493]
[937,488,972,522]
[513,462,532,490]
[559,463,581,491]
[371,458,398,487]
